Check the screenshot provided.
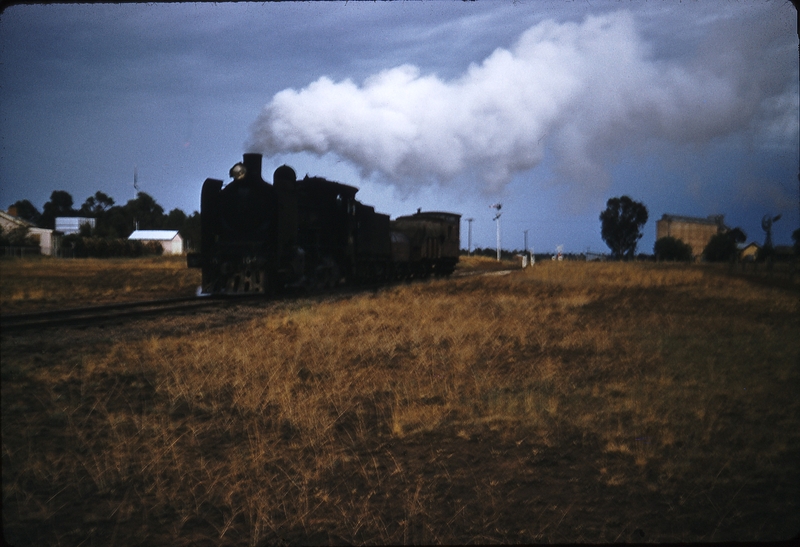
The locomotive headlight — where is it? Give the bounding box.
[230,162,247,180]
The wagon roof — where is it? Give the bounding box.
[299,175,359,197]
[394,211,461,222]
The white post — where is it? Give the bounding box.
[523,230,528,268]
[496,214,501,261]
[490,203,502,261]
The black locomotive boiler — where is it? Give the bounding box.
[187,153,461,294]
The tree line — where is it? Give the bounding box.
[599,195,746,262]
[4,190,200,255]
[600,195,799,262]
[7,190,798,261]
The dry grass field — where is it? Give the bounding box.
[0,256,201,314]
[2,257,799,545]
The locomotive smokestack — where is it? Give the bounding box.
[242,153,264,183]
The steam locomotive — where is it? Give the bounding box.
[187,153,460,294]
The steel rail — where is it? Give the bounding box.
[1,269,499,333]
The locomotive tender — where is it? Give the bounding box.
[187,153,460,294]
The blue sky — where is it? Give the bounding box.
[1,1,797,255]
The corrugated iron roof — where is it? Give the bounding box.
[0,210,33,228]
[128,230,180,241]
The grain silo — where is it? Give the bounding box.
[655,214,727,259]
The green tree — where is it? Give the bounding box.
[79,191,115,216]
[599,196,648,260]
[78,222,94,237]
[41,190,76,229]
[180,211,201,252]
[94,205,131,239]
[703,228,746,262]
[10,200,42,226]
[125,192,164,230]
[654,236,693,262]
[165,208,187,230]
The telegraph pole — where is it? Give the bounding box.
[133,166,140,231]
[465,218,474,255]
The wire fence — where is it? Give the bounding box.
[729,259,798,281]
[1,246,41,258]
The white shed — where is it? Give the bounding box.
[128,230,183,255]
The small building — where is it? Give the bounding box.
[128,230,183,255]
[739,242,760,262]
[55,217,96,235]
[0,210,60,256]
[656,214,728,259]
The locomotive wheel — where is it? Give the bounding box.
[417,261,432,279]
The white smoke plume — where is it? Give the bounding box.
[247,11,788,194]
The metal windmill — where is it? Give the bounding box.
[761,213,781,250]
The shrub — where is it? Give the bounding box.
[654,237,693,262]
[703,228,746,262]
[60,236,164,258]
[793,228,800,256]
[143,241,164,256]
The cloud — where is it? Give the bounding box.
[247,10,794,195]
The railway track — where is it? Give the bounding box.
[1,269,516,334]
[0,296,223,332]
